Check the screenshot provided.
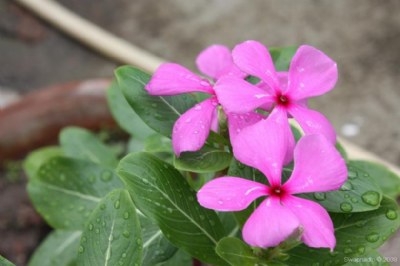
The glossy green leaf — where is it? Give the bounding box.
[343,250,389,266]
[139,214,177,266]
[301,161,383,213]
[23,146,63,178]
[216,237,268,266]
[0,255,15,266]
[77,189,142,266]
[144,134,172,153]
[117,152,227,265]
[270,46,297,71]
[287,196,400,265]
[28,157,123,229]
[60,127,118,168]
[106,79,154,139]
[159,249,192,266]
[349,160,400,199]
[28,230,81,266]
[174,145,232,173]
[115,66,197,138]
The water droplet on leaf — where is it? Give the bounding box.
[361,191,380,206]
[340,202,353,212]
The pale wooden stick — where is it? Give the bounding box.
[14,0,164,73]
[14,0,400,176]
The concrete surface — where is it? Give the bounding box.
[0,0,399,165]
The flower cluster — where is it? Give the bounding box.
[145,41,348,251]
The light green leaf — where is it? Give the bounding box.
[77,189,142,266]
[106,79,154,139]
[0,255,15,266]
[301,161,383,213]
[115,66,197,138]
[117,152,227,265]
[144,134,172,153]
[28,157,123,229]
[28,230,81,266]
[174,145,232,173]
[349,160,400,199]
[60,127,118,168]
[287,196,400,265]
[139,214,177,266]
[270,46,297,71]
[23,146,63,178]
[216,237,268,266]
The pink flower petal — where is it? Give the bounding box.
[243,197,299,248]
[283,195,335,251]
[233,40,280,92]
[227,111,265,141]
[196,45,245,80]
[233,108,289,186]
[288,104,336,144]
[172,97,217,156]
[287,45,338,101]
[284,125,296,165]
[214,76,274,114]
[197,177,268,211]
[146,63,214,95]
[210,107,219,132]
[283,134,348,194]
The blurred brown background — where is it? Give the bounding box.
[0,0,399,265]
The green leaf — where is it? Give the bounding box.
[159,249,193,266]
[28,157,123,229]
[0,255,15,266]
[144,134,173,153]
[117,152,227,265]
[28,230,81,266]
[287,196,400,265]
[23,146,63,178]
[343,250,390,266]
[174,145,232,173]
[60,127,118,168]
[77,189,142,266]
[270,46,297,71]
[349,160,400,199]
[216,237,268,266]
[115,66,197,138]
[106,79,154,139]
[301,161,383,213]
[139,214,177,266]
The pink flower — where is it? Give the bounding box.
[215,40,338,144]
[145,45,244,156]
[197,110,347,250]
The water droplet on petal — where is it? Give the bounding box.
[361,191,380,206]
[194,104,202,110]
[340,202,353,212]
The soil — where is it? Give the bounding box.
[0,0,399,265]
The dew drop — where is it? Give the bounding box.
[313,192,326,201]
[81,236,87,243]
[355,220,367,228]
[114,200,120,209]
[366,232,379,242]
[385,209,397,220]
[339,182,353,191]
[78,245,84,253]
[95,228,100,234]
[217,200,224,205]
[88,175,96,183]
[101,170,113,182]
[122,231,130,238]
[136,238,142,245]
[361,191,380,206]
[340,202,353,212]
[348,169,358,179]
[200,80,210,87]
[343,247,353,255]
[193,130,199,134]
[351,197,359,203]
[88,223,94,231]
[122,253,127,258]
[100,204,106,210]
[185,118,192,123]
[357,245,365,254]
[123,211,130,220]
[194,104,202,110]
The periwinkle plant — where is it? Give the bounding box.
[14,41,400,266]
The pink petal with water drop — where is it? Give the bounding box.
[233,108,289,186]
[283,195,336,251]
[286,45,338,101]
[214,76,274,114]
[288,104,336,144]
[233,40,280,92]
[227,111,265,141]
[196,44,245,80]
[172,97,217,156]
[283,134,347,194]
[197,177,269,211]
[243,197,299,248]
[146,63,214,95]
